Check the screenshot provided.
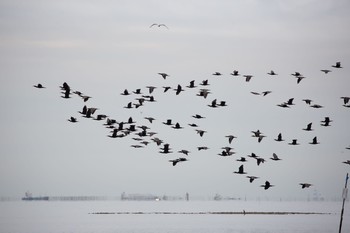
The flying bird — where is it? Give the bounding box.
[33,83,45,88]
[274,133,284,142]
[321,117,332,126]
[246,176,259,183]
[321,69,331,74]
[299,183,312,189]
[234,165,247,174]
[68,117,78,123]
[309,136,320,145]
[332,62,342,68]
[158,73,169,79]
[270,153,281,161]
[303,123,313,131]
[261,181,274,190]
[289,139,299,145]
[169,158,188,166]
[150,23,169,29]
[267,70,277,75]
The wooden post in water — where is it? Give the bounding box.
[339,173,349,233]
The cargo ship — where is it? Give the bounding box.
[22,191,49,201]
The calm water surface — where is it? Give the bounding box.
[0,200,349,233]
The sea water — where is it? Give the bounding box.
[0,200,349,233]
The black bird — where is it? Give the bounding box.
[261,181,274,190]
[172,122,183,129]
[163,86,171,92]
[188,123,199,127]
[226,135,237,144]
[230,70,240,76]
[192,114,205,119]
[208,99,218,108]
[256,157,265,166]
[296,76,306,84]
[133,89,142,95]
[121,89,130,95]
[321,69,331,74]
[341,97,350,105]
[169,158,188,166]
[291,72,302,77]
[160,144,172,154]
[178,150,190,156]
[309,136,319,145]
[310,104,323,108]
[267,70,277,75]
[163,119,173,125]
[150,23,169,29]
[197,89,211,98]
[200,79,209,86]
[144,117,155,123]
[146,86,156,94]
[234,165,247,174]
[332,62,342,68]
[321,117,332,126]
[34,83,45,88]
[158,73,169,79]
[195,129,207,137]
[174,85,184,95]
[94,114,108,121]
[68,117,78,123]
[302,99,312,105]
[236,157,247,162]
[246,176,259,183]
[303,123,313,131]
[343,160,350,165]
[289,139,299,145]
[287,98,295,105]
[124,102,133,109]
[218,150,234,156]
[270,153,281,161]
[187,80,197,88]
[274,133,284,142]
[243,75,253,82]
[197,146,209,151]
[212,72,222,76]
[299,183,312,189]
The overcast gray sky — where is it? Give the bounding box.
[0,0,349,200]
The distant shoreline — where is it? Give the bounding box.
[90,211,332,215]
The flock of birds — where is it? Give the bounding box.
[34,61,349,191]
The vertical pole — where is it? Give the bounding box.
[339,173,349,233]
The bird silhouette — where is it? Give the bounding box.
[195,129,207,137]
[169,158,188,166]
[267,70,277,75]
[299,183,312,189]
[234,165,247,174]
[274,133,284,142]
[247,176,259,183]
[158,73,169,79]
[34,83,45,88]
[243,75,253,82]
[172,122,183,129]
[321,69,331,74]
[230,70,240,76]
[303,123,313,131]
[68,117,78,123]
[309,136,319,145]
[150,23,169,29]
[270,153,281,161]
[332,62,342,68]
[178,150,190,156]
[289,139,299,145]
[226,135,237,144]
[321,117,332,126]
[160,144,172,154]
[261,181,274,190]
